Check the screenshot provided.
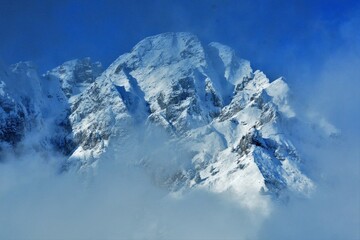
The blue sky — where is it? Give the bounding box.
[0,0,359,82]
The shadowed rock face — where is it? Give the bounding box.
[0,58,101,156]
[0,98,26,146]
[1,33,335,208]
[0,63,40,149]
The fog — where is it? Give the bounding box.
[1,2,359,239]
[0,133,264,240]
[258,17,360,239]
[1,80,359,240]
[1,44,360,240]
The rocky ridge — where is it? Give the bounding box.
[0,33,336,210]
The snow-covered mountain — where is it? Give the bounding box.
[0,32,336,210]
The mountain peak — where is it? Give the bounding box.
[132,32,201,53]
[111,32,205,73]
[0,33,332,210]
[44,57,102,98]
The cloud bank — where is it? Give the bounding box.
[0,133,264,240]
[0,3,359,240]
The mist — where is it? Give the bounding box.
[0,129,264,240]
[1,82,359,240]
[1,37,359,240]
[1,1,360,239]
[257,13,360,239]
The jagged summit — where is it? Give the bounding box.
[0,32,336,210]
[44,57,103,99]
[104,32,254,133]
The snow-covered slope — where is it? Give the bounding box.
[44,57,102,99]
[102,33,253,133]
[0,32,336,210]
[0,61,47,152]
[0,58,102,156]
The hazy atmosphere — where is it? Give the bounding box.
[0,0,359,239]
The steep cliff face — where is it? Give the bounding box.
[0,58,102,156]
[0,33,337,210]
[104,32,252,134]
[0,62,45,152]
[44,57,102,99]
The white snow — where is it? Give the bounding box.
[0,32,333,210]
